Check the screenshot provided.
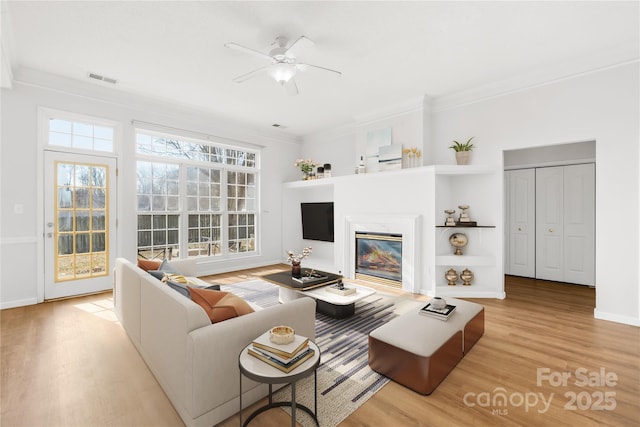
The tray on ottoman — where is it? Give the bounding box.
[368,297,484,395]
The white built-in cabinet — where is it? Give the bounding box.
[432,166,502,298]
[505,164,595,286]
[281,165,504,299]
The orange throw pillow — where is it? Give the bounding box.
[137,259,162,271]
[188,287,255,323]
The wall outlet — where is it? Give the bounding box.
[14,204,24,214]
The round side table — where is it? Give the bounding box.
[239,340,320,427]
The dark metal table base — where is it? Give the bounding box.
[240,371,319,427]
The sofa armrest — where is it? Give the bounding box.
[185,297,316,418]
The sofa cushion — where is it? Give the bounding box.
[188,287,255,323]
[137,259,162,271]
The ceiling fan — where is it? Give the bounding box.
[224,36,342,96]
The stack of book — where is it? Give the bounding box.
[419,302,457,321]
[248,331,315,373]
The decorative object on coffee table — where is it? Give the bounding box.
[449,233,468,255]
[445,268,459,286]
[287,247,312,278]
[460,268,474,286]
[430,296,447,310]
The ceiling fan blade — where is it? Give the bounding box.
[232,66,269,83]
[297,63,342,77]
[284,78,299,96]
[224,42,273,62]
[284,35,314,57]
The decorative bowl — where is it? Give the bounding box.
[430,297,447,310]
[269,326,295,345]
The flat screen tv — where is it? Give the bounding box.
[301,202,334,242]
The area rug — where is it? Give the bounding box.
[220,279,422,427]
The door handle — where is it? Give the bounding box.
[548,228,554,233]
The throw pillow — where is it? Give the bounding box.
[159,259,181,274]
[147,270,165,281]
[167,280,190,298]
[137,259,162,271]
[165,282,221,299]
[188,287,254,323]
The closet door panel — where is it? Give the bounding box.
[536,167,564,281]
[508,169,535,277]
[563,164,595,285]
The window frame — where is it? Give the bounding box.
[135,129,260,261]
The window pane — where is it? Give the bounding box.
[50,119,72,133]
[136,131,258,259]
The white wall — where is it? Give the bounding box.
[300,62,640,325]
[0,72,300,308]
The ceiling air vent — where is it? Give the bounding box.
[88,72,117,84]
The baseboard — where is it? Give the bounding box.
[1,298,38,310]
[594,308,640,327]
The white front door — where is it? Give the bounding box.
[507,169,536,277]
[44,151,117,299]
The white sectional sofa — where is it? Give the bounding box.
[113,258,316,427]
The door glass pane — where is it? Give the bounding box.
[54,161,110,282]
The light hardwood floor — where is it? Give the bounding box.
[1,268,638,427]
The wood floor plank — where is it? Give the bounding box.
[1,270,638,427]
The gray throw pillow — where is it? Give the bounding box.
[166,281,221,298]
[147,270,165,281]
[159,259,181,274]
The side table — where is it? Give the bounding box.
[239,340,320,427]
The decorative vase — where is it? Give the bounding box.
[302,171,310,180]
[455,151,471,165]
[461,268,474,286]
[431,296,447,309]
[445,268,458,286]
[291,261,302,278]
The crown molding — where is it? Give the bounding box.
[11,67,301,146]
[432,42,640,113]
[353,96,425,127]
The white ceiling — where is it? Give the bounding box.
[2,1,639,138]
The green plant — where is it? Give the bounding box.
[449,137,475,152]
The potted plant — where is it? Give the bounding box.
[449,137,475,165]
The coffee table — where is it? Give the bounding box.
[262,270,376,318]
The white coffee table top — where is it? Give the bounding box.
[296,282,376,306]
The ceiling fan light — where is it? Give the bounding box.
[270,63,296,84]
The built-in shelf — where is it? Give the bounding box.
[436,255,495,266]
[435,225,496,228]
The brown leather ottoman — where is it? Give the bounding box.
[368,298,484,395]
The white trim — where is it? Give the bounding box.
[0,236,38,245]
[131,119,265,150]
[594,308,640,327]
[354,96,425,127]
[0,298,38,310]
[37,107,123,303]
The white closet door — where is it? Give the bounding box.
[508,169,535,277]
[536,166,564,281]
[563,164,595,285]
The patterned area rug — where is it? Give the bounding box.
[220,279,422,427]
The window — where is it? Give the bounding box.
[136,131,259,260]
[48,118,114,152]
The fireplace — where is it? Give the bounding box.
[344,214,420,293]
[355,232,402,287]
